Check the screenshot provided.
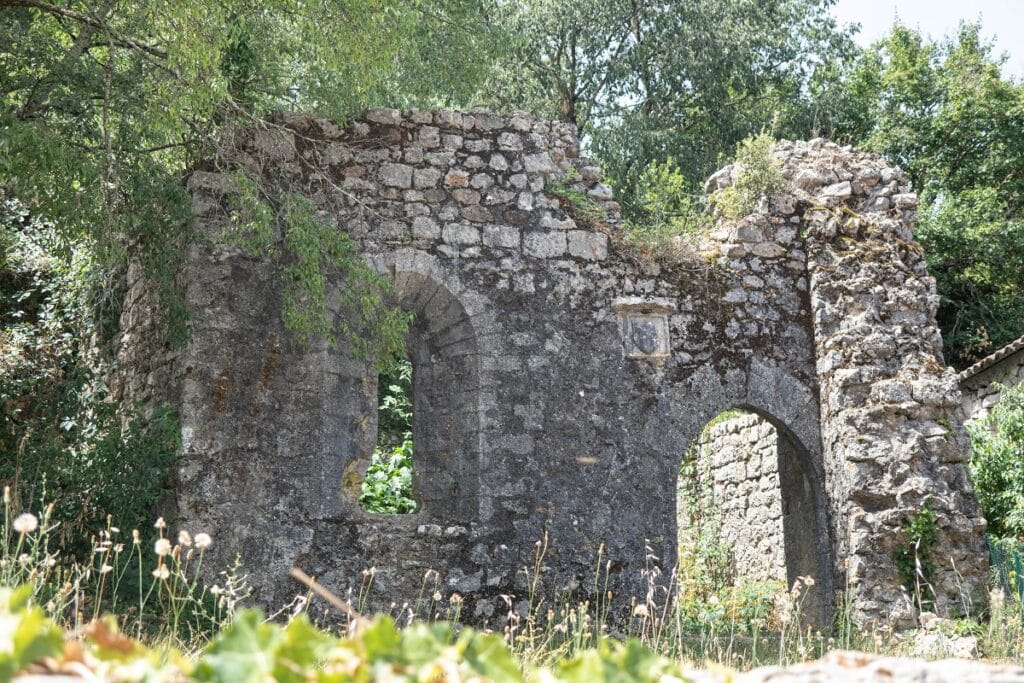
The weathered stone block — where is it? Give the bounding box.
[412,216,441,240]
[441,223,480,245]
[380,163,413,188]
[523,230,566,258]
[567,231,608,261]
[482,225,520,249]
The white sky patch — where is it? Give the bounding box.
[830,0,1024,80]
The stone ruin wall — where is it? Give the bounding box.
[116,107,989,628]
[681,412,787,584]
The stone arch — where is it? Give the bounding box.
[386,268,481,520]
[677,401,833,624]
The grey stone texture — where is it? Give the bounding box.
[116,113,986,629]
[709,651,1024,683]
[681,413,788,583]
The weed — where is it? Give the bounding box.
[711,133,786,220]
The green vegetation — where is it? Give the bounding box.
[806,25,1024,367]
[2,580,698,682]
[484,0,854,221]
[1,212,180,551]
[546,168,610,230]
[711,134,787,220]
[361,360,417,514]
[970,384,1024,538]
[893,503,939,612]
[622,158,711,255]
[5,0,1024,677]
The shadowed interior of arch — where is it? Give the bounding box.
[677,407,831,623]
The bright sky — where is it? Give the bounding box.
[830,0,1024,80]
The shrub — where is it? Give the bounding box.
[360,359,417,513]
[712,133,786,220]
[970,383,1024,538]
[1,210,179,552]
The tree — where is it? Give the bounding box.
[482,0,857,218]
[970,384,1024,538]
[1,0,498,343]
[0,0,496,537]
[808,24,1024,366]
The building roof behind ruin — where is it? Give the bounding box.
[958,333,1024,382]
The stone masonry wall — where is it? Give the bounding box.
[791,143,988,625]
[116,108,988,628]
[682,412,787,583]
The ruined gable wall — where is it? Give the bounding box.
[116,108,988,628]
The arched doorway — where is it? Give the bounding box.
[677,408,831,624]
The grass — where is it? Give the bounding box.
[4,487,1024,680]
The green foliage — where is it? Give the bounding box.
[624,158,710,253]
[1,590,702,682]
[1,0,493,355]
[376,359,413,451]
[360,439,417,514]
[552,638,684,683]
[1,216,179,550]
[484,0,855,219]
[192,610,333,683]
[917,190,1024,365]
[547,168,609,229]
[893,503,939,610]
[278,193,411,362]
[970,384,1024,538]
[0,586,63,681]
[809,23,1024,365]
[712,133,786,220]
[360,359,417,514]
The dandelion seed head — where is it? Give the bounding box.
[154,517,166,529]
[13,513,38,534]
[152,565,170,580]
[154,538,172,557]
[178,530,192,547]
[194,532,212,549]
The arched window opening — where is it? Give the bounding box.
[359,359,417,514]
[677,408,827,621]
[347,270,480,521]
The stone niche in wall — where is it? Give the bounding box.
[117,107,989,629]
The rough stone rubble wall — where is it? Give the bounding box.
[960,349,1024,424]
[681,412,786,583]
[115,107,989,628]
[788,141,988,625]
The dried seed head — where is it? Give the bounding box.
[13,513,38,535]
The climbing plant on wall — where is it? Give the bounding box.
[0,0,494,535]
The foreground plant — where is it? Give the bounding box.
[2,585,695,682]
